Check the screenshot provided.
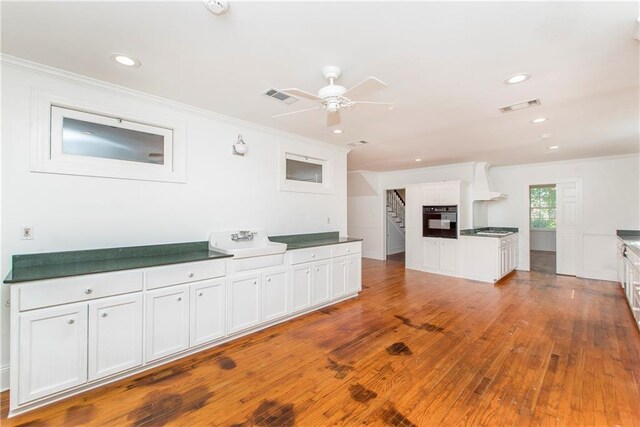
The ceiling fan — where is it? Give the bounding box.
[273,66,394,127]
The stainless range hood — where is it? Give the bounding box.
[472,162,506,201]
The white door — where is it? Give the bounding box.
[228,274,261,334]
[190,279,225,347]
[331,258,347,298]
[291,264,312,312]
[263,269,289,322]
[145,285,190,362]
[312,260,331,305]
[423,238,440,270]
[439,239,459,274]
[556,181,578,275]
[18,303,88,404]
[88,294,143,380]
[346,255,362,293]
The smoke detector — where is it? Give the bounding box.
[203,0,228,15]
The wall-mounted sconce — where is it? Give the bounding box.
[233,134,247,156]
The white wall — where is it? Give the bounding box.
[386,215,405,255]
[0,60,349,388]
[488,155,640,280]
[530,230,556,251]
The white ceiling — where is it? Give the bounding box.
[2,1,638,171]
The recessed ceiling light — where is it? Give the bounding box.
[111,54,141,68]
[548,145,559,150]
[505,73,531,84]
[540,133,552,139]
[332,129,343,134]
[531,117,547,124]
[415,158,422,162]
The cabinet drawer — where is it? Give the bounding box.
[290,247,332,264]
[19,270,143,312]
[330,242,362,258]
[146,260,225,290]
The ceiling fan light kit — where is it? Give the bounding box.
[273,65,394,127]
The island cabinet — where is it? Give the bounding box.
[460,233,519,283]
[8,241,362,417]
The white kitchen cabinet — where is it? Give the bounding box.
[312,260,331,305]
[145,285,190,362]
[460,234,519,283]
[291,264,312,313]
[227,274,261,334]
[18,303,88,404]
[88,294,142,380]
[346,255,362,293]
[331,257,347,298]
[422,238,441,270]
[423,238,459,274]
[439,239,459,274]
[422,182,460,206]
[263,269,289,322]
[190,279,225,347]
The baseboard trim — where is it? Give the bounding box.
[1,366,9,392]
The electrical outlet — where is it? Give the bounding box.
[21,225,34,240]
[327,217,331,225]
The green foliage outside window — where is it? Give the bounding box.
[530,185,556,229]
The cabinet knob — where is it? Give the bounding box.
[316,268,320,272]
[101,313,108,318]
[342,262,346,266]
[350,261,353,264]
[67,319,75,324]
[177,297,182,302]
[188,272,194,278]
[253,281,257,285]
[306,270,309,274]
[267,278,271,282]
[84,288,93,294]
[198,292,203,297]
[347,248,350,252]
[311,254,316,258]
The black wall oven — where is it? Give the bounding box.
[423,206,458,239]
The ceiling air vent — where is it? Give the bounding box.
[499,98,541,113]
[347,140,369,148]
[262,88,299,105]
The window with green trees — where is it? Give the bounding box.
[530,185,556,229]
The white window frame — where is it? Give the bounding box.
[31,91,187,183]
[279,151,333,194]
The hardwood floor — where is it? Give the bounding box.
[530,251,556,275]
[2,257,639,426]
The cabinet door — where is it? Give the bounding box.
[423,186,441,205]
[500,247,508,277]
[18,303,88,404]
[346,255,362,293]
[145,285,190,362]
[439,239,459,274]
[89,294,142,380]
[331,258,347,298]
[190,279,225,347]
[439,183,459,205]
[291,264,312,313]
[312,260,331,305]
[228,274,260,334]
[263,269,289,322]
[422,238,440,270]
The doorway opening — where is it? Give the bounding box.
[529,184,557,274]
[386,189,406,264]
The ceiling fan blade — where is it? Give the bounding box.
[272,107,323,118]
[343,77,387,100]
[279,88,323,102]
[349,101,395,110]
[326,111,341,127]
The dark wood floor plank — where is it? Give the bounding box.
[2,256,639,426]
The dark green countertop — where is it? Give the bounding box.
[269,232,362,250]
[460,227,519,238]
[4,232,362,284]
[4,242,231,284]
[617,230,640,257]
